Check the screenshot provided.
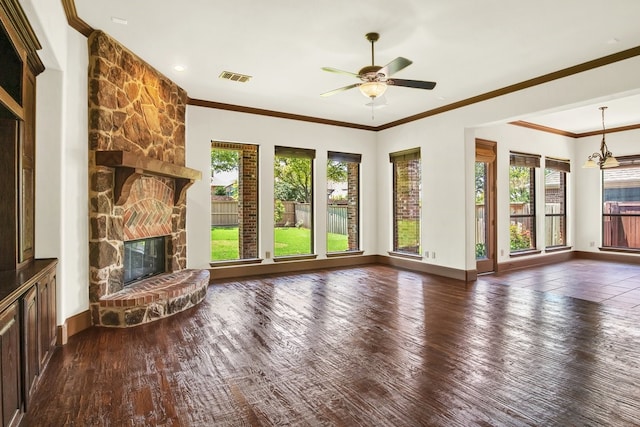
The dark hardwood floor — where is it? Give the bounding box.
[23,262,640,426]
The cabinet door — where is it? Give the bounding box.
[37,279,49,367]
[22,286,38,409]
[0,302,22,427]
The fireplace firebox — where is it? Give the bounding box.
[123,236,166,284]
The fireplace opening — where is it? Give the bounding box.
[124,236,167,285]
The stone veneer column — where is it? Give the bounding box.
[87,30,189,305]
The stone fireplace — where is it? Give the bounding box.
[87,30,208,327]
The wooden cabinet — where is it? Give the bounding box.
[0,302,21,427]
[0,2,52,424]
[0,260,57,426]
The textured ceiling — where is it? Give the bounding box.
[74,0,640,131]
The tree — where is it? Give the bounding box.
[274,156,312,203]
[509,166,531,203]
[211,149,239,173]
[327,160,348,183]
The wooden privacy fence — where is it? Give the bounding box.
[328,205,347,235]
[211,201,238,226]
[603,201,640,248]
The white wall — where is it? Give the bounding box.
[186,106,378,269]
[24,1,90,324]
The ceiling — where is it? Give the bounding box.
[74,0,640,131]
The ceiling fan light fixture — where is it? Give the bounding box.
[359,81,387,99]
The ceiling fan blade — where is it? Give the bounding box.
[320,83,360,97]
[321,67,360,78]
[378,57,412,77]
[388,78,437,90]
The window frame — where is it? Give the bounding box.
[273,146,316,259]
[327,151,362,255]
[389,148,421,256]
[602,154,640,251]
[509,152,540,254]
[210,141,260,265]
[544,157,570,249]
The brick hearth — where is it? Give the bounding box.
[95,269,209,327]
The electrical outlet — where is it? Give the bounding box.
[424,251,429,258]
[589,241,595,247]
[431,252,436,259]
[265,251,271,259]
[501,249,504,256]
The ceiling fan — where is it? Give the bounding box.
[321,32,437,100]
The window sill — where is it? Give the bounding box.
[545,246,572,253]
[209,258,263,267]
[388,251,423,260]
[599,247,640,254]
[273,254,318,262]
[326,250,364,258]
[509,249,542,258]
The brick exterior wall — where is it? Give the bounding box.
[393,158,421,253]
[347,162,360,250]
[88,30,189,306]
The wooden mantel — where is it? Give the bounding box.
[94,150,202,205]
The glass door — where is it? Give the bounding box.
[476,140,496,274]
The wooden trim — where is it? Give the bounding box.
[94,150,202,205]
[509,121,578,137]
[209,255,378,281]
[326,250,364,258]
[509,249,543,258]
[209,258,263,267]
[377,45,640,131]
[57,309,92,345]
[576,123,640,138]
[497,250,573,273]
[377,255,470,281]
[511,121,640,138]
[574,250,640,265]
[61,0,93,37]
[273,254,318,263]
[188,98,378,132]
[0,85,24,119]
[0,0,44,73]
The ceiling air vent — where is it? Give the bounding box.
[219,71,252,83]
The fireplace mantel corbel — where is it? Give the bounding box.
[94,150,202,205]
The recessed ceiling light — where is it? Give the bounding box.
[437,96,446,101]
[111,16,128,25]
[174,65,186,72]
[607,38,620,44]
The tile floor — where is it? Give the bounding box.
[476,258,640,311]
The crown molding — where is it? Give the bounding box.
[511,120,640,138]
[187,98,378,131]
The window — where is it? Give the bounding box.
[274,146,315,257]
[210,142,259,261]
[603,155,640,250]
[545,158,570,248]
[509,152,539,253]
[390,148,421,255]
[327,151,361,253]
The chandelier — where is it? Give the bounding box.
[583,106,619,169]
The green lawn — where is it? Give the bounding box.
[211,226,348,260]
